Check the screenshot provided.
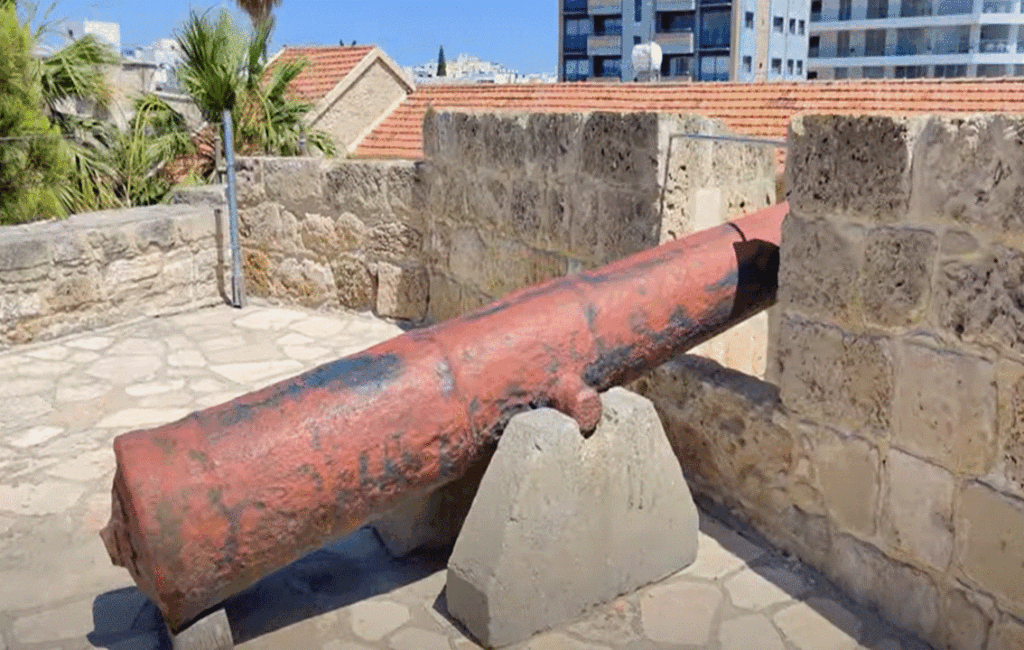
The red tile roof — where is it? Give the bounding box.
[353,78,1024,161]
[267,45,375,102]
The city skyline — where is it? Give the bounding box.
[38,0,559,74]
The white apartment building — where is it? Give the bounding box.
[64,19,121,54]
[808,0,1024,79]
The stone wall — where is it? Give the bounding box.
[422,110,776,376]
[236,157,428,321]
[637,114,1024,650]
[0,202,226,348]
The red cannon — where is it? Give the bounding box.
[101,203,787,630]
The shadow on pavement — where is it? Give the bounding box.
[87,527,449,649]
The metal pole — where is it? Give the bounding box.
[222,109,246,308]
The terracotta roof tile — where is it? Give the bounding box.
[267,45,375,102]
[354,78,1024,161]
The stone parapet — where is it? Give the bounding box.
[0,202,226,348]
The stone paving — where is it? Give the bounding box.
[0,304,932,650]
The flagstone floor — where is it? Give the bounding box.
[0,303,931,650]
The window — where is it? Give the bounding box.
[787,59,794,74]
[1015,64,1024,76]
[799,19,805,34]
[745,11,754,28]
[635,0,642,21]
[771,58,782,74]
[866,0,889,18]
[839,0,852,19]
[701,9,732,48]
[594,15,623,35]
[811,0,822,20]
[564,0,588,12]
[896,27,926,54]
[933,64,966,77]
[699,54,730,80]
[790,18,796,33]
[808,70,818,79]
[862,65,885,78]
[837,31,851,56]
[937,0,972,12]
[834,67,848,79]
[797,60,803,75]
[634,35,642,44]
[563,57,590,81]
[977,63,1007,76]
[773,16,784,32]
[743,55,752,72]
[658,11,696,32]
[900,0,932,16]
[864,29,886,56]
[894,64,926,77]
[595,56,622,77]
[662,54,693,77]
[809,35,820,56]
[564,18,591,52]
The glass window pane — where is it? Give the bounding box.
[702,9,731,47]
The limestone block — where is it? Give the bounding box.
[298,213,341,259]
[595,190,659,263]
[52,271,102,312]
[421,108,454,161]
[367,222,423,262]
[995,360,1024,499]
[581,112,658,189]
[51,230,94,267]
[778,214,862,323]
[481,113,529,172]
[447,228,485,286]
[239,203,301,255]
[879,450,955,571]
[375,262,427,321]
[633,354,792,514]
[955,482,1024,617]
[933,245,1024,358]
[476,238,568,299]
[0,237,51,273]
[893,341,995,474]
[335,212,369,252]
[235,157,266,209]
[941,589,992,650]
[426,271,464,323]
[276,257,336,308]
[446,388,698,648]
[384,162,423,226]
[262,157,324,214]
[776,315,893,435]
[859,227,938,327]
[509,179,544,242]
[133,214,177,251]
[787,114,920,221]
[940,229,980,257]
[527,113,584,175]
[464,175,510,232]
[909,115,1024,233]
[450,113,486,168]
[827,534,940,642]
[323,161,389,224]
[566,182,601,259]
[989,618,1024,650]
[371,453,491,557]
[333,254,375,310]
[87,223,139,261]
[810,428,879,538]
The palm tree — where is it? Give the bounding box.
[175,8,335,160]
[235,0,281,33]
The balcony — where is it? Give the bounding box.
[588,0,622,15]
[655,0,696,9]
[588,33,623,54]
[982,0,1014,11]
[564,34,589,53]
[655,31,695,53]
[564,0,588,12]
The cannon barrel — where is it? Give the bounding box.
[100,203,787,630]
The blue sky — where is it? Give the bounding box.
[43,0,558,74]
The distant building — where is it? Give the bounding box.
[64,19,121,54]
[122,38,185,92]
[808,0,1024,79]
[558,0,809,82]
[405,53,557,84]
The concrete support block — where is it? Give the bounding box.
[859,227,937,327]
[446,388,698,648]
[370,453,491,558]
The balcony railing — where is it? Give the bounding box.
[588,0,622,14]
[1019,40,1024,53]
[655,0,696,10]
[588,33,623,52]
[979,38,1012,53]
[982,0,1014,11]
[655,31,695,52]
[810,9,822,20]
[564,35,588,53]
[564,0,588,12]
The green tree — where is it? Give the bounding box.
[0,0,66,224]
[235,0,281,34]
[436,45,446,77]
[175,8,335,159]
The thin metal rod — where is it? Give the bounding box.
[672,133,788,147]
[222,109,246,309]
